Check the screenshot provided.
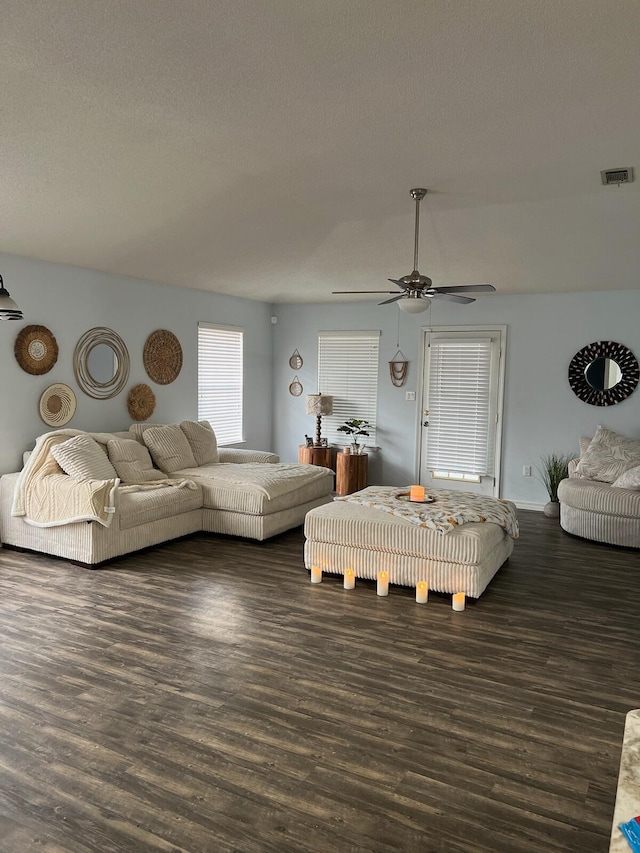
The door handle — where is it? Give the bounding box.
[422,420,429,427]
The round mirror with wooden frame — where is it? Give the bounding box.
[568,340,639,406]
[74,327,130,399]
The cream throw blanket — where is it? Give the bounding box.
[336,486,520,538]
[12,429,197,528]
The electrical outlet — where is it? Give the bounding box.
[523,465,531,477]
[405,391,416,401]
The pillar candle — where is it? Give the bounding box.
[376,571,389,597]
[310,565,322,584]
[416,581,428,604]
[452,592,466,611]
[410,485,425,502]
[343,569,356,590]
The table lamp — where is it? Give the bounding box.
[305,394,333,446]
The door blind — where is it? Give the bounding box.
[426,338,494,475]
[198,323,243,445]
[317,331,380,445]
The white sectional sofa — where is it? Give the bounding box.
[0,421,334,566]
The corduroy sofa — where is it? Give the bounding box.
[558,427,640,548]
[0,421,334,565]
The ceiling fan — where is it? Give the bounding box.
[333,188,495,313]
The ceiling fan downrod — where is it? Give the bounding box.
[410,188,427,274]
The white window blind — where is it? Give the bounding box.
[426,338,494,476]
[198,323,243,445]
[317,331,380,445]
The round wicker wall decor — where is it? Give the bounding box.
[127,383,156,421]
[39,383,76,426]
[15,325,59,375]
[143,329,183,385]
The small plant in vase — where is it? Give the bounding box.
[535,452,573,518]
[337,418,372,455]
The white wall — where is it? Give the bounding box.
[0,253,274,474]
[272,290,640,508]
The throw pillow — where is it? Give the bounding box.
[51,434,118,481]
[575,427,640,483]
[180,420,219,466]
[107,438,166,484]
[579,436,592,457]
[612,464,640,490]
[142,424,197,474]
[128,423,165,444]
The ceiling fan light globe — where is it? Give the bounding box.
[398,298,430,314]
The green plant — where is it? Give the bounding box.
[337,418,372,446]
[534,452,574,502]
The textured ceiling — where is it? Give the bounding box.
[2,0,640,302]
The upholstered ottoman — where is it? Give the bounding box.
[304,498,515,599]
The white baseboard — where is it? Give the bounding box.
[512,500,545,512]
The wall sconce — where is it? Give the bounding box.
[0,275,23,320]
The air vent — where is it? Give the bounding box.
[601,167,634,185]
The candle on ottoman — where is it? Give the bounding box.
[410,485,425,501]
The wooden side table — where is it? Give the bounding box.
[336,451,368,496]
[298,445,334,469]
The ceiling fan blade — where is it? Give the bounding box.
[388,278,411,290]
[434,284,495,294]
[433,293,476,304]
[332,290,399,294]
[379,294,405,305]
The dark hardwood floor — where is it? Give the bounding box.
[0,511,638,853]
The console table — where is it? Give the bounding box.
[336,451,368,496]
[298,445,333,469]
[610,709,640,851]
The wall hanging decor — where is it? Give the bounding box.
[73,327,130,399]
[568,340,639,406]
[289,349,303,369]
[14,324,58,375]
[127,383,156,421]
[39,383,76,426]
[289,376,303,396]
[143,329,183,385]
[389,349,409,387]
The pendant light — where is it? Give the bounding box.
[0,275,23,320]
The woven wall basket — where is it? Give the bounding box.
[143,329,183,385]
[127,383,156,421]
[15,325,59,375]
[39,383,76,426]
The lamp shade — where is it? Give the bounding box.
[398,298,430,314]
[0,275,23,320]
[305,394,333,416]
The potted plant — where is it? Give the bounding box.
[337,418,372,454]
[535,452,573,518]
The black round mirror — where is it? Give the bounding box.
[569,341,639,406]
[584,356,622,391]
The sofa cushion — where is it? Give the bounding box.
[180,420,219,465]
[558,476,640,518]
[107,438,166,484]
[117,484,203,530]
[575,427,640,483]
[142,424,197,474]
[579,436,592,457]
[174,462,334,515]
[51,434,118,481]
[612,465,640,490]
[128,423,165,444]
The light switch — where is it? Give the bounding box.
[405,391,416,401]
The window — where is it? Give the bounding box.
[198,323,243,445]
[425,337,497,476]
[317,331,380,445]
